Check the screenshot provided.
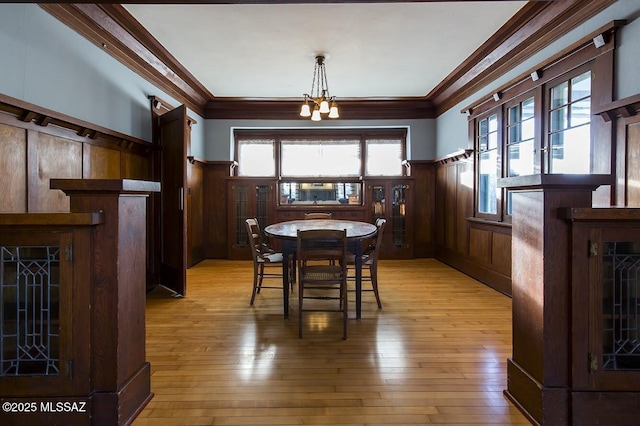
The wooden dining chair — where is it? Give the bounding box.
[304,212,332,220]
[245,218,285,305]
[296,228,348,339]
[348,218,386,309]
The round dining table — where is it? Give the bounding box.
[264,219,377,320]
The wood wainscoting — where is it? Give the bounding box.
[434,150,512,296]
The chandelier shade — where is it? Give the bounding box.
[300,55,339,121]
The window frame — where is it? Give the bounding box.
[469,50,613,223]
[234,128,408,179]
[542,63,594,175]
[474,108,503,221]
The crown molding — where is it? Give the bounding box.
[205,97,435,120]
[40,0,612,119]
[429,0,616,115]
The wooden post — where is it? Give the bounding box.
[497,174,612,425]
[51,179,160,425]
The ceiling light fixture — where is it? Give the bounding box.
[300,55,339,121]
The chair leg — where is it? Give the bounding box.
[371,264,382,309]
[342,281,348,340]
[257,263,265,292]
[298,277,304,338]
[250,263,259,305]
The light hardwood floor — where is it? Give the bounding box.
[134,259,530,425]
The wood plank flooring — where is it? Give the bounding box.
[134,259,530,425]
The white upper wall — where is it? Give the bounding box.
[435,0,640,158]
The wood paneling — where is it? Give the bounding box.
[34,133,82,213]
[411,161,436,257]
[627,120,640,206]
[444,165,457,250]
[492,231,512,276]
[1,96,154,217]
[456,159,473,254]
[187,160,205,267]
[469,228,490,262]
[0,123,27,212]
[203,161,233,258]
[83,143,121,179]
[122,151,151,180]
[434,152,512,296]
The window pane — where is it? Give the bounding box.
[488,115,498,132]
[551,81,569,109]
[550,107,568,132]
[522,97,535,119]
[550,126,590,173]
[479,135,488,152]
[479,119,488,135]
[488,132,498,150]
[478,150,497,214]
[508,123,521,143]
[508,139,535,177]
[281,139,360,177]
[571,71,591,100]
[570,98,591,126]
[508,104,520,125]
[366,139,403,176]
[547,70,591,174]
[238,139,275,176]
[521,117,535,141]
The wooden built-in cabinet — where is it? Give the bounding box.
[0,179,158,425]
[227,178,277,260]
[561,207,640,426]
[366,179,414,258]
[226,177,417,260]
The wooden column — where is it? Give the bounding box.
[497,174,612,425]
[51,179,160,425]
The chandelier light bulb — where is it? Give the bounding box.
[300,54,340,120]
[300,102,311,117]
[328,101,339,118]
[311,106,322,121]
[319,99,330,114]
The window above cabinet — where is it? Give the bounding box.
[278,181,363,206]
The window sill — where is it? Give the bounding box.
[466,217,512,229]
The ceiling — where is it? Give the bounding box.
[123,1,527,100]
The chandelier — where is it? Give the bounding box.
[300,55,339,121]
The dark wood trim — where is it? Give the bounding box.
[466,216,512,229]
[0,93,153,155]
[432,0,617,115]
[559,207,640,221]
[0,212,104,226]
[594,93,640,121]
[437,246,512,296]
[204,97,435,120]
[498,173,614,191]
[462,20,624,118]
[434,149,474,165]
[37,1,609,119]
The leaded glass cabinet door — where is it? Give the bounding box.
[227,180,275,260]
[588,227,640,390]
[388,180,413,258]
[1,232,79,396]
